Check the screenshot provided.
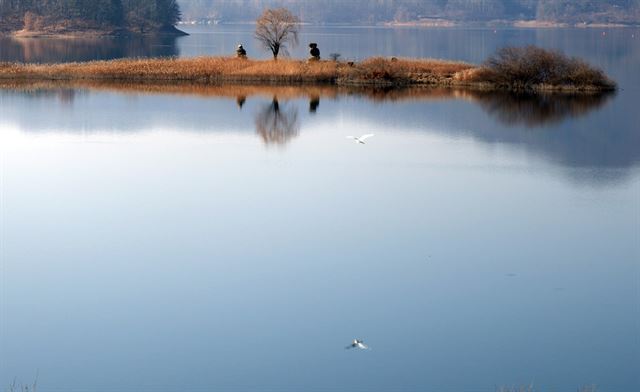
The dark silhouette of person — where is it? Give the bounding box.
[236,44,247,58]
[309,43,320,61]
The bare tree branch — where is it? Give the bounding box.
[254,8,300,60]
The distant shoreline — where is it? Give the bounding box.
[3,21,636,38]
[0,26,188,39]
[176,20,639,29]
[385,19,638,28]
[0,55,616,94]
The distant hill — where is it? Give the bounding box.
[0,0,185,36]
[177,0,640,26]
[2,1,637,36]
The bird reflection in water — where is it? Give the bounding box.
[254,97,300,145]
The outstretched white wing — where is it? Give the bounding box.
[346,136,357,140]
[356,342,369,350]
[359,134,375,141]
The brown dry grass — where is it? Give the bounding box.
[0,50,615,92]
[345,57,472,86]
[0,56,473,86]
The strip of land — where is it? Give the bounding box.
[0,51,617,93]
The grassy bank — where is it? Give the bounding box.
[0,47,616,92]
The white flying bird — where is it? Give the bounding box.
[345,339,369,350]
[346,134,375,144]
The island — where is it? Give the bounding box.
[0,46,616,93]
[0,0,187,37]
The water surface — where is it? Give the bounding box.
[0,26,639,392]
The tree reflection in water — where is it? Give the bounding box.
[254,97,300,145]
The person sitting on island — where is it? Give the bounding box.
[236,44,247,58]
[309,43,320,61]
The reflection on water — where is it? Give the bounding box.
[0,80,612,125]
[0,82,637,183]
[1,83,637,392]
[0,81,614,126]
[236,95,247,108]
[2,85,83,105]
[470,91,615,127]
[0,36,180,63]
[1,27,638,392]
[255,97,300,145]
[309,95,320,113]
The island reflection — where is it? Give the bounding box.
[467,90,614,128]
[0,81,634,184]
[0,80,614,128]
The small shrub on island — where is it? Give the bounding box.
[477,46,616,92]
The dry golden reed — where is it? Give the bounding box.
[0,56,473,86]
[0,49,616,92]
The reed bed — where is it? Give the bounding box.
[0,49,616,92]
[0,56,474,86]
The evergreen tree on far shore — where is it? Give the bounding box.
[0,0,182,32]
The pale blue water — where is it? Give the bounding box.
[0,26,639,392]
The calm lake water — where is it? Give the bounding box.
[0,26,639,392]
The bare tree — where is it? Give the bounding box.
[254,8,300,60]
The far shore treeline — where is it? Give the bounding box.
[178,0,640,26]
[0,0,183,35]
